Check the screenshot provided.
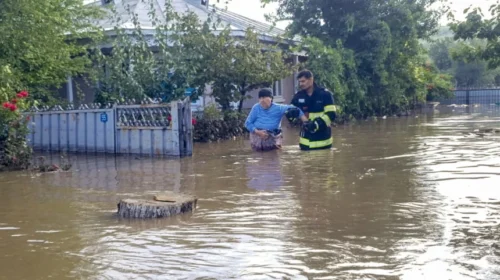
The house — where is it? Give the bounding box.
[58,0,306,110]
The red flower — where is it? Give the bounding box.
[11,99,17,104]
[2,102,18,111]
[192,118,197,125]
[26,116,31,121]
[167,115,172,121]
[16,91,28,98]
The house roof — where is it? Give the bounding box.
[89,0,286,38]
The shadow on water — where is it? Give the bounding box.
[0,105,499,279]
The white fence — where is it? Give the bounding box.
[25,98,192,157]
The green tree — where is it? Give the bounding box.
[449,4,500,69]
[262,0,449,116]
[0,0,103,104]
[94,0,293,111]
[428,38,454,71]
[419,62,454,101]
[0,0,103,171]
[93,1,193,104]
[426,37,500,88]
[295,37,364,119]
[169,9,293,111]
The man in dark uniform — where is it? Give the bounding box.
[287,70,337,150]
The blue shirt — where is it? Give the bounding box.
[245,103,304,132]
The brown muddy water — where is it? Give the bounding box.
[1,106,500,280]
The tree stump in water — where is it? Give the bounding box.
[117,192,198,218]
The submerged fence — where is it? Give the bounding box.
[439,88,500,105]
[25,98,193,157]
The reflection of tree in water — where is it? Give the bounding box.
[279,116,446,278]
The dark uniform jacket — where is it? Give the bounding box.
[291,85,336,150]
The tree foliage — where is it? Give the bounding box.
[94,0,293,111]
[449,4,500,69]
[170,10,293,111]
[262,0,452,117]
[0,0,103,170]
[427,37,500,88]
[294,37,363,118]
[93,1,191,104]
[428,38,455,71]
[0,0,103,104]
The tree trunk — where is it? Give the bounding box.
[117,192,198,218]
[238,90,246,113]
[238,98,244,112]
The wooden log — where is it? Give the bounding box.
[117,192,197,218]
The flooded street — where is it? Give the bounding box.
[1,106,500,280]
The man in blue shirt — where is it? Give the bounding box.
[245,88,307,151]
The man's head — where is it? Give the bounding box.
[258,88,273,109]
[297,70,314,91]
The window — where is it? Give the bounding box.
[273,79,283,97]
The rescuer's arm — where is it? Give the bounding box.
[287,96,307,124]
[281,104,305,123]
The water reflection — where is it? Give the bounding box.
[399,107,500,280]
[0,179,85,280]
[244,151,285,191]
[0,107,500,279]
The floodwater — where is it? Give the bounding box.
[1,106,500,280]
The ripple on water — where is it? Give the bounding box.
[2,109,500,279]
[394,112,500,280]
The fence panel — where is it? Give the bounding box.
[25,98,192,157]
[27,108,115,153]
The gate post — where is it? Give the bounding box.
[182,97,193,156]
[170,101,180,156]
[177,97,193,157]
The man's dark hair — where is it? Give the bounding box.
[297,70,313,80]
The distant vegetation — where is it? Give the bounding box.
[425,26,500,89]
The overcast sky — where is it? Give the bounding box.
[213,0,495,29]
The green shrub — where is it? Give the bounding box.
[0,90,32,171]
[193,107,248,142]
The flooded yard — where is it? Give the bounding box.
[1,106,500,280]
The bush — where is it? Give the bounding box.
[0,91,32,171]
[193,105,248,142]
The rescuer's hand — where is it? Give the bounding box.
[302,121,318,133]
[285,108,300,123]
